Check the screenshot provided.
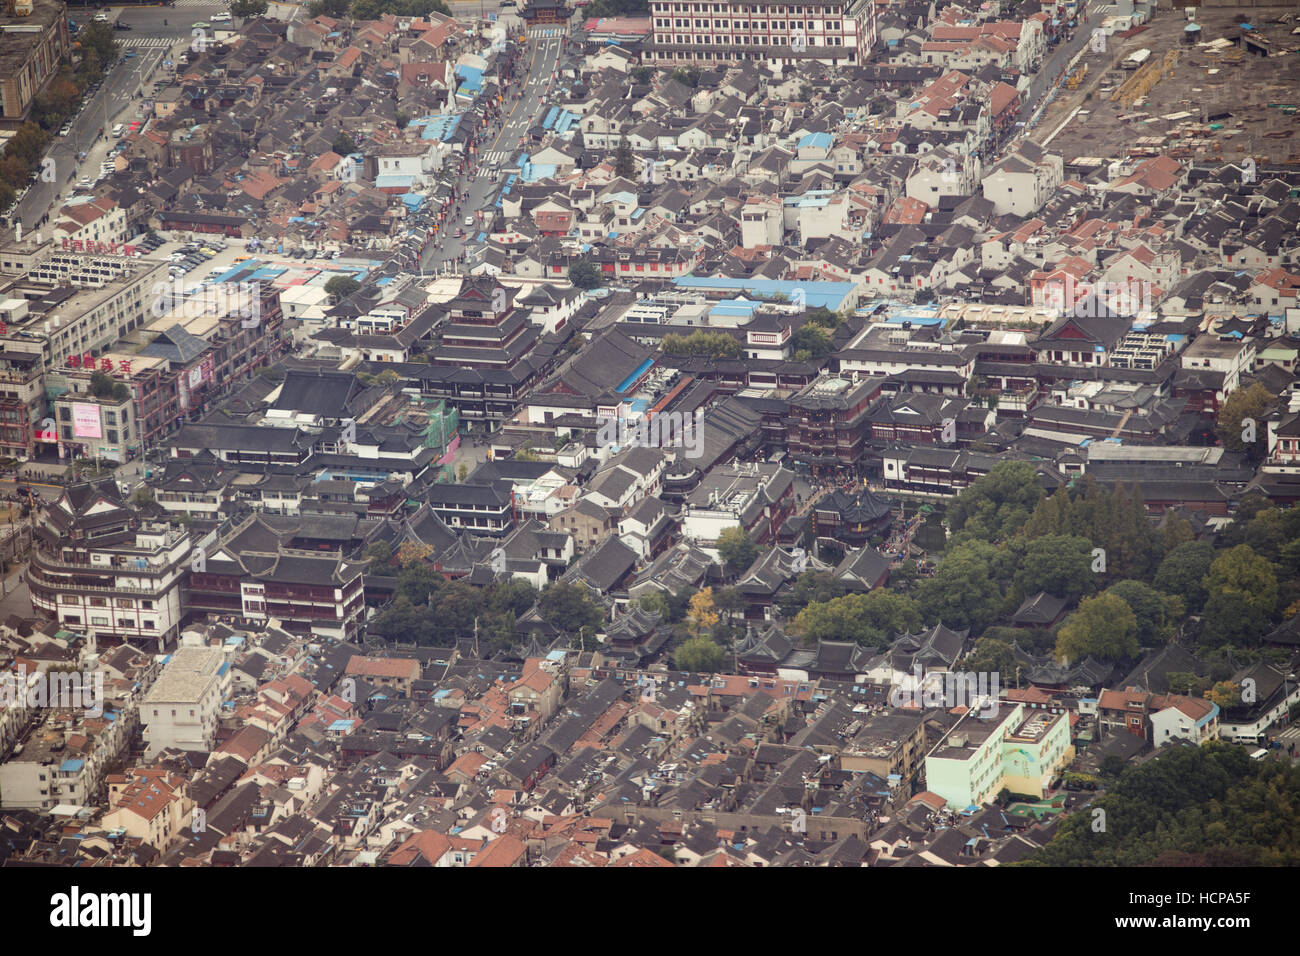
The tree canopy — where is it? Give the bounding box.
[1027,743,1300,866]
[1054,592,1138,664]
[793,589,922,647]
[948,460,1044,542]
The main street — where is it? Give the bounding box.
[12,3,226,232]
[1014,0,1108,128]
[419,28,565,273]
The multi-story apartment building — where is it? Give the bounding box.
[28,480,193,651]
[0,703,137,810]
[647,0,877,67]
[925,702,1072,809]
[0,250,167,454]
[52,387,138,465]
[140,646,232,758]
[0,0,71,127]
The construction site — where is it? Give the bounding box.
[1034,5,1300,168]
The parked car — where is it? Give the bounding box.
[212,12,232,22]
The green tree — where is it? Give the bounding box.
[76,22,119,72]
[776,571,847,618]
[324,275,361,300]
[1215,383,1275,460]
[368,595,435,644]
[568,261,603,290]
[949,460,1044,542]
[396,558,443,605]
[791,324,833,363]
[614,136,636,179]
[1153,540,1215,613]
[306,0,351,15]
[1012,534,1096,601]
[793,589,921,647]
[587,0,649,16]
[717,527,758,573]
[1027,743,1300,866]
[1165,671,1212,698]
[916,540,1005,633]
[1202,545,1278,646]
[88,370,116,399]
[332,132,357,157]
[1105,579,1182,647]
[675,636,724,672]
[1055,593,1139,664]
[486,578,538,617]
[962,637,1018,680]
[365,540,393,566]
[539,581,604,634]
[394,109,411,130]
[660,330,742,359]
[231,0,270,17]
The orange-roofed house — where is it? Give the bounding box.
[1108,155,1187,198]
[384,830,454,866]
[468,834,527,867]
[102,773,191,849]
[609,847,675,867]
[346,655,420,696]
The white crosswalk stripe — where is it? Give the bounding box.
[121,37,177,49]
[527,28,562,37]
[1277,726,1300,740]
[172,0,226,7]
[482,151,507,165]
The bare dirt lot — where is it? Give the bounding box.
[1036,6,1300,167]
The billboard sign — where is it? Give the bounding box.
[72,403,102,439]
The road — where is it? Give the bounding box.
[12,4,225,232]
[419,30,564,273]
[1014,1,1108,129]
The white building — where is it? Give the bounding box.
[141,646,232,758]
[647,0,878,67]
[28,479,193,651]
[981,142,1063,217]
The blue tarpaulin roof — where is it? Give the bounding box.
[417,114,463,141]
[617,358,654,394]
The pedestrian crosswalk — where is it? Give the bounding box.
[481,150,509,165]
[172,0,226,7]
[527,28,563,38]
[121,37,177,49]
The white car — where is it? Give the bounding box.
[212,12,232,21]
